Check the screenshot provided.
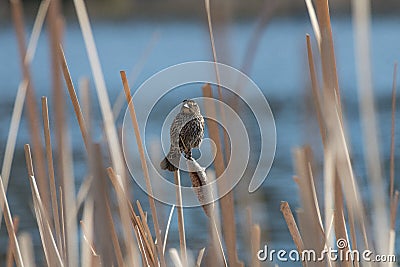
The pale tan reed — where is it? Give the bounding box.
[106,167,139,267]
[195,248,206,267]
[0,0,49,229]
[24,144,64,267]
[203,4,241,264]
[174,170,188,266]
[0,175,24,267]
[11,0,50,217]
[18,233,36,267]
[6,217,20,267]
[280,201,306,267]
[120,70,166,266]
[390,63,397,204]
[41,97,63,255]
[58,45,90,151]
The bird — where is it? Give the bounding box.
[160,99,204,172]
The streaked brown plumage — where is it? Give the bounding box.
[160,99,204,171]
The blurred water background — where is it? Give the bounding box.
[0,8,400,266]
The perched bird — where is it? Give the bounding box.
[160,99,204,171]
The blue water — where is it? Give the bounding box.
[0,17,399,265]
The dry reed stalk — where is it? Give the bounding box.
[389,190,399,267]
[312,0,374,254]
[195,248,206,267]
[170,248,184,267]
[88,146,113,264]
[46,1,65,252]
[133,225,151,267]
[246,207,253,246]
[280,202,305,255]
[304,147,324,234]
[163,205,175,253]
[0,174,24,267]
[390,63,397,203]
[41,97,63,254]
[81,221,102,267]
[6,217,20,267]
[46,4,74,264]
[135,202,156,263]
[85,143,106,267]
[173,170,188,266]
[104,200,124,267]
[80,202,95,267]
[169,248,184,267]
[135,220,155,266]
[136,201,157,263]
[333,176,351,267]
[73,75,92,209]
[49,16,79,266]
[79,78,91,124]
[390,191,399,231]
[323,144,335,250]
[46,0,63,173]
[341,180,359,267]
[314,0,341,108]
[306,35,326,146]
[133,222,151,265]
[209,216,228,267]
[106,167,139,267]
[305,167,324,237]
[18,233,36,267]
[24,144,64,267]
[202,83,241,266]
[0,81,28,230]
[304,0,321,48]
[59,187,67,264]
[346,204,359,267]
[293,148,324,251]
[10,0,50,217]
[73,0,126,185]
[295,211,315,267]
[120,71,166,266]
[351,0,389,253]
[58,122,78,267]
[46,9,80,265]
[107,169,156,265]
[250,224,261,267]
[333,108,370,251]
[0,0,48,229]
[203,5,242,265]
[58,45,90,151]
[74,176,93,217]
[204,0,232,177]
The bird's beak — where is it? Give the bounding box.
[183,103,189,109]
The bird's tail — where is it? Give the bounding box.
[160,148,180,172]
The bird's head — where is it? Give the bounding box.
[181,99,201,115]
